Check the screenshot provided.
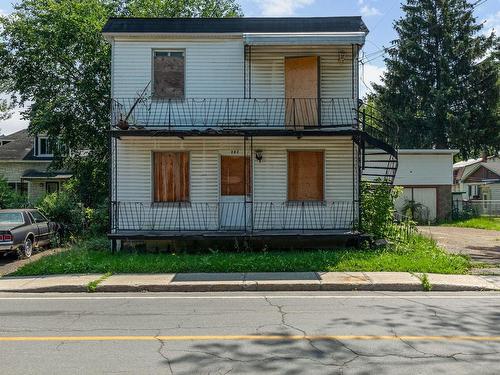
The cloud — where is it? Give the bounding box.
[0,110,29,135]
[359,63,386,98]
[254,0,315,17]
[360,5,381,17]
[0,8,8,17]
[358,0,381,17]
[483,11,500,36]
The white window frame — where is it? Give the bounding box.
[37,136,54,157]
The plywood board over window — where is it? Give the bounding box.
[153,51,185,99]
[220,156,252,196]
[153,152,189,202]
[288,151,324,201]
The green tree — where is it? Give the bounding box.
[372,0,499,158]
[0,0,241,206]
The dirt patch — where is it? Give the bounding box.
[419,226,500,265]
[0,247,67,276]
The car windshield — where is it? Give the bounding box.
[0,212,24,224]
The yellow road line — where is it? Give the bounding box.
[0,335,499,342]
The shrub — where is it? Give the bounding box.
[36,183,85,238]
[360,181,402,239]
[0,176,31,208]
[36,179,108,238]
[85,201,109,235]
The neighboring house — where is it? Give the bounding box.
[0,129,72,202]
[393,149,457,222]
[103,17,398,248]
[453,154,500,201]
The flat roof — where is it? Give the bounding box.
[398,149,459,155]
[102,17,368,35]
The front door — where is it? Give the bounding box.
[219,156,252,230]
[285,56,319,128]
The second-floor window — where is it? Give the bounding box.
[38,136,53,156]
[153,50,185,99]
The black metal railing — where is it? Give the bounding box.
[111,97,358,130]
[111,200,356,233]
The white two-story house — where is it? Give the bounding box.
[103,17,398,249]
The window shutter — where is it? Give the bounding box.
[154,152,189,202]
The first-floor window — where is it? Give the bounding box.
[153,152,190,202]
[46,181,59,194]
[8,182,28,195]
[287,151,324,201]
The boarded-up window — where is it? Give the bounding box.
[153,152,189,202]
[221,156,252,196]
[288,151,324,201]
[153,51,185,99]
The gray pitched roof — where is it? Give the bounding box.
[0,129,51,161]
[102,17,368,34]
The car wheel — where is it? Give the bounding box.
[19,238,33,259]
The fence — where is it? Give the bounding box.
[452,200,500,218]
[111,97,358,130]
[111,200,356,233]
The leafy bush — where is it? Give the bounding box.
[85,201,109,235]
[36,182,85,238]
[360,181,402,239]
[0,176,31,208]
[36,179,108,238]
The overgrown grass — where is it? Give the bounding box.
[10,234,470,276]
[441,217,500,231]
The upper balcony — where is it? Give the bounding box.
[111,97,358,131]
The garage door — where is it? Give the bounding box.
[395,187,437,222]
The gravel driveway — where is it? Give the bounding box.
[419,226,500,265]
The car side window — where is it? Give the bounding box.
[30,211,48,223]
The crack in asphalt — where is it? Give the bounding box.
[155,331,174,375]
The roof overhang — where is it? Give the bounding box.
[21,172,73,180]
[398,149,459,155]
[243,32,366,45]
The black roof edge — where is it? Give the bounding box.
[102,16,368,35]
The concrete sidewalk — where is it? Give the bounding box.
[0,272,499,293]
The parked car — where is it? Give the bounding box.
[0,209,62,258]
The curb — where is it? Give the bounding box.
[0,272,499,293]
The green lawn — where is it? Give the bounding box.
[10,235,470,276]
[441,217,500,231]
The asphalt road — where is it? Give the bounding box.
[0,292,499,374]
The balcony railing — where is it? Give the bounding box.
[111,97,358,130]
[111,200,356,233]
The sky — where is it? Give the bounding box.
[0,0,498,135]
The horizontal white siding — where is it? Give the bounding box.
[249,45,355,98]
[112,38,244,98]
[395,153,454,186]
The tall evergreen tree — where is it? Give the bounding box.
[372,0,499,158]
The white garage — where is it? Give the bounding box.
[394,150,457,222]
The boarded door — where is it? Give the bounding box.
[285,56,319,128]
[220,156,252,229]
[220,156,252,196]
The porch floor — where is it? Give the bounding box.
[108,229,360,240]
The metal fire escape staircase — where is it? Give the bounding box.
[356,104,399,185]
